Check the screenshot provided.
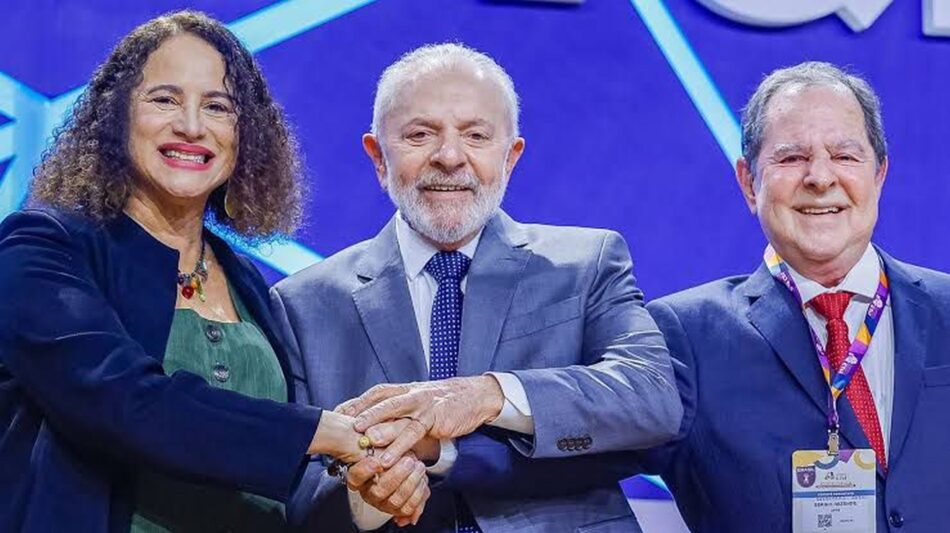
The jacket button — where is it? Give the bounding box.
[888,511,903,528]
[205,324,223,343]
[557,439,568,451]
[212,363,230,383]
[583,435,592,446]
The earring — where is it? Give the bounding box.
[224,185,237,219]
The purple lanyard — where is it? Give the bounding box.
[764,246,890,454]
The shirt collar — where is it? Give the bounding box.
[786,243,881,304]
[394,211,483,280]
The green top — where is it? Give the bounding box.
[131,286,289,533]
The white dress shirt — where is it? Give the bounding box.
[786,244,895,458]
[349,213,534,530]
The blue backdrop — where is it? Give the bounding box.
[2,0,948,528]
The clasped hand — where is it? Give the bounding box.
[334,376,504,526]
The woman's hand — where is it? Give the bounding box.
[308,410,366,462]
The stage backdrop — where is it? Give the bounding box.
[3,1,948,530]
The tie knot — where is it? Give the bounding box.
[811,291,852,321]
[424,251,471,283]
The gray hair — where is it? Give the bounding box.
[370,42,520,138]
[741,61,887,174]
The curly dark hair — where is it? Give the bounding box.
[30,10,304,240]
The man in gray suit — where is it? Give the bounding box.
[271,43,681,532]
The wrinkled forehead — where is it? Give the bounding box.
[761,82,869,144]
[765,82,863,126]
[381,65,512,133]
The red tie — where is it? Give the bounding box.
[811,292,887,472]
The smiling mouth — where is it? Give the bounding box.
[422,185,471,192]
[161,149,211,165]
[797,206,845,215]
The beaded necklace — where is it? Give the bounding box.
[177,239,209,302]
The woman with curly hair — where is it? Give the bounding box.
[0,10,424,532]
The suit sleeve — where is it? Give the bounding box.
[440,428,640,498]
[637,298,698,476]
[510,232,683,457]
[0,211,321,501]
[271,283,640,518]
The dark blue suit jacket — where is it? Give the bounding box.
[0,208,321,532]
[643,250,950,532]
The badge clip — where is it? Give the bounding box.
[827,428,840,456]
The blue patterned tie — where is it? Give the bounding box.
[424,251,481,533]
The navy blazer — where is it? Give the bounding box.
[0,207,321,533]
[642,250,950,532]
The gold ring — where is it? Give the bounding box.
[358,435,372,449]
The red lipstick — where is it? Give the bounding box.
[158,143,214,171]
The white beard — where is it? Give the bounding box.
[386,166,508,245]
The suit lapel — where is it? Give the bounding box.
[879,250,928,469]
[352,218,428,384]
[835,398,878,475]
[745,265,871,456]
[747,252,923,481]
[457,212,531,377]
[109,214,179,361]
[745,264,831,420]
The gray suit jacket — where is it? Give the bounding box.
[271,211,681,532]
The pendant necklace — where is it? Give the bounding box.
[177,239,209,302]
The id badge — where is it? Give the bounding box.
[792,449,877,533]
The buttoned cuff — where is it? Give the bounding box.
[486,372,535,434]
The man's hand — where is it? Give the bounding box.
[364,418,442,464]
[336,376,504,467]
[347,454,430,526]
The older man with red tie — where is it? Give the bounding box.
[641,61,950,533]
